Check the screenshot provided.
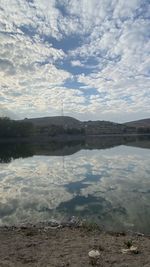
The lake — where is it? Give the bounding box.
[0,135,150,233]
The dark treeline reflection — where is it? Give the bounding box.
[0,135,150,163]
[0,143,34,163]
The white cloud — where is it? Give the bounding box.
[0,27,73,117]
[0,0,62,39]
[113,0,141,19]
[0,0,149,121]
[71,60,84,67]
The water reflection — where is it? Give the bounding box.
[0,136,150,233]
[0,135,150,163]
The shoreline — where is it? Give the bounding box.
[0,224,149,267]
[0,219,149,237]
[0,133,150,144]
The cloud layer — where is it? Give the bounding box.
[0,0,149,121]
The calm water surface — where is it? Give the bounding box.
[0,136,150,233]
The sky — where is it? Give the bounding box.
[0,0,150,122]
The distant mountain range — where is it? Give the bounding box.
[0,116,150,140]
[22,116,150,136]
[23,116,150,128]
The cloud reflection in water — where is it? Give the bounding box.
[0,145,150,233]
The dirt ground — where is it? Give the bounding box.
[0,226,149,267]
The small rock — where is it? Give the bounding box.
[88,250,100,258]
[88,250,100,265]
[130,245,138,254]
[121,246,138,254]
[121,248,130,254]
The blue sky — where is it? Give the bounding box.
[0,0,150,122]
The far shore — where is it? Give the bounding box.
[0,133,150,144]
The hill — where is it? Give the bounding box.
[22,116,136,136]
[23,116,82,128]
[124,118,150,128]
[1,116,149,139]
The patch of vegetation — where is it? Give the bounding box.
[0,117,35,138]
[81,221,101,232]
[124,240,133,248]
